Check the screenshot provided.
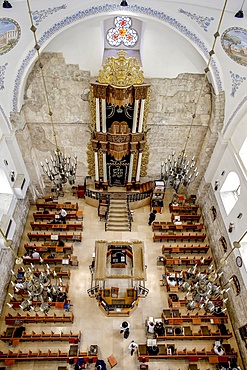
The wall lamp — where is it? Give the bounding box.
[120,0,128,6]
[228,222,235,233]
[235,0,245,18]
[214,180,219,191]
[2,0,12,8]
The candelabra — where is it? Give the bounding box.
[41,149,77,190]
[9,264,64,314]
[25,0,77,190]
[161,151,198,192]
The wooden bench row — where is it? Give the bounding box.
[162,244,210,254]
[27,232,82,242]
[138,344,237,363]
[152,222,204,232]
[153,233,206,243]
[171,213,201,222]
[0,330,81,344]
[24,243,74,254]
[168,297,222,309]
[169,205,199,214]
[33,212,82,221]
[155,326,232,340]
[36,202,78,211]
[22,255,77,265]
[30,222,83,231]
[162,309,228,324]
[0,350,97,365]
[5,313,74,325]
[162,256,212,266]
[17,267,70,279]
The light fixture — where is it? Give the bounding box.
[235,0,245,18]
[120,0,128,6]
[228,222,235,233]
[161,0,228,193]
[2,0,12,8]
[10,170,15,182]
[214,180,219,191]
[26,0,77,191]
[183,238,242,314]
[161,152,198,192]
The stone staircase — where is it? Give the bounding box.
[105,199,131,232]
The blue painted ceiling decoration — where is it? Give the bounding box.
[0,18,21,56]
[221,27,247,67]
[12,4,222,112]
[229,71,246,98]
[0,62,8,90]
[178,8,214,32]
[31,4,67,27]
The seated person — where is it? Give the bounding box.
[32,249,40,258]
[147,345,159,355]
[169,293,178,302]
[43,209,49,214]
[147,321,155,334]
[58,239,65,247]
[155,322,165,336]
[214,340,225,356]
[218,322,228,335]
[95,359,107,370]
[167,276,177,286]
[75,357,86,370]
[167,344,175,355]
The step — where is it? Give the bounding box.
[106,226,131,231]
[107,219,129,223]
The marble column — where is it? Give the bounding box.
[128,153,134,183]
[94,152,99,182]
[138,99,145,133]
[136,152,143,182]
[132,99,139,133]
[103,153,107,182]
[96,98,100,132]
[102,99,106,133]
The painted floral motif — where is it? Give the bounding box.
[221,27,247,67]
[0,62,8,90]
[12,4,222,112]
[0,18,21,56]
[179,8,214,32]
[32,4,67,26]
[106,16,138,47]
[229,71,246,97]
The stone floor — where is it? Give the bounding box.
[0,188,242,370]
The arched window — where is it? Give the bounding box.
[220,171,240,215]
[239,136,247,171]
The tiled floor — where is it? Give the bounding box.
[0,188,241,370]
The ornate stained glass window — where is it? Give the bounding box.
[106,16,138,47]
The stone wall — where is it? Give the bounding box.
[14,52,224,196]
[199,186,247,367]
[0,194,30,315]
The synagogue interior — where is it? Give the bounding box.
[0,1,247,370]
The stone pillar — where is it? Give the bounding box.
[138,99,145,133]
[102,99,106,133]
[94,152,99,182]
[96,98,100,132]
[132,100,139,133]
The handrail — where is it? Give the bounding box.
[127,198,132,232]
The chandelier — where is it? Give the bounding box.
[161,151,198,192]
[26,0,77,190]
[9,264,64,314]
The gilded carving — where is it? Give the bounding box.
[98,150,104,178]
[98,50,144,87]
[87,142,95,176]
[140,142,150,177]
[132,152,138,177]
[92,83,108,99]
[134,85,150,100]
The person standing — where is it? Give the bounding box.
[59,208,67,224]
[120,321,130,339]
[128,340,138,356]
[148,210,157,225]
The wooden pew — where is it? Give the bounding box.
[17,267,70,279]
[169,205,199,214]
[162,244,209,254]
[152,222,204,232]
[9,298,71,309]
[155,326,232,340]
[24,243,73,254]
[0,330,81,344]
[171,213,201,222]
[27,232,82,242]
[161,309,228,324]
[30,222,83,231]
[5,313,74,325]
[36,202,78,211]
[33,212,81,221]
[0,349,97,364]
[168,296,222,309]
[153,233,206,243]
[23,255,77,265]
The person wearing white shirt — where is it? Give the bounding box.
[59,208,67,223]
[128,340,138,356]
